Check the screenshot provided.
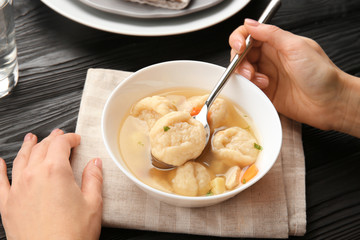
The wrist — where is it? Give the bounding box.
[332,70,360,137]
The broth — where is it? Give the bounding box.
[118,88,260,196]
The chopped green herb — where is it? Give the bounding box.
[137,141,144,146]
[242,179,246,184]
[254,143,263,151]
[206,191,213,196]
[163,126,170,132]
[244,114,248,117]
[244,126,251,130]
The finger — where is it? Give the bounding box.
[244,19,299,52]
[81,158,103,208]
[230,48,236,62]
[0,158,10,212]
[231,43,262,68]
[45,133,81,168]
[252,39,263,48]
[28,129,64,166]
[235,59,255,80]
[252,72,270,89]
[12,133,37,181]
[246,46,262,64]
[229,25,248,54]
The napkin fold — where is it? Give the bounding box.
[71,68,306,238]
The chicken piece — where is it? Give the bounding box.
[224,166,241,190]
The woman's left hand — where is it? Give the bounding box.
[0,129,103,240]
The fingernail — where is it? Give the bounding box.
[51,128,59,134]
[24,133,34,141]
[254,75,269,89]
[241,69,252,79]
[94,158,102,169]
[245,18,260,27]
[51,128,63,134]
[234,41,242,52]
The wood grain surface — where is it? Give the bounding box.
[1,0,360,239]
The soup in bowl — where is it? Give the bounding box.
[102,60,282,207]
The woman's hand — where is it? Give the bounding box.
[0,129,103,240]
[229,19,355,133]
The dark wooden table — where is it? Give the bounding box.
[1,0,360,239]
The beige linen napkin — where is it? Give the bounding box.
[71,68,306,238]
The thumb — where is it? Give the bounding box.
[244,19,298,51]
[81,158,103,206]
[0,157,10,212]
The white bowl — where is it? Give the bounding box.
[102,60,282,207]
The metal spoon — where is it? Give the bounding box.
[152,0,281,170]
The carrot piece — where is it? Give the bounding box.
[207,111,212,121]
[190,106,202,116]
[241,164,259,184]
[190,107,212,122]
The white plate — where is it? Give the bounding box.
[41,0,251,36]
[78,0,224,19]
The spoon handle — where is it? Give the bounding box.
[204,0,281,108]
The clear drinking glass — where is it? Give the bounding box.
[0,0,18,98]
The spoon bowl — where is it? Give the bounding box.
[151,155,176,170]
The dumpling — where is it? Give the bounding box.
[171,162,211,196]
[164,95,188,110]
[212,127,259,167]
[207,97,229,130]
[149,111,206,167]
[186,95,229,131]
[132,96,177,129]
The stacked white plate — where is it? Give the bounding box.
[40,0,251,36]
